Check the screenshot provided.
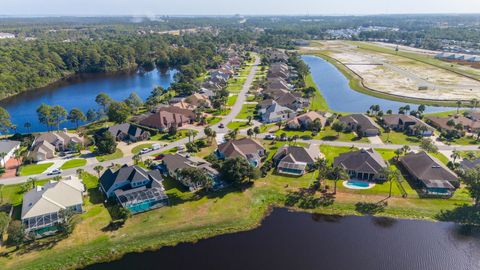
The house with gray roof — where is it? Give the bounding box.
[28,131,85,161]
[381,114,434,137]
[272,145,320,175]
[161,154,221,191]
[400,151,459,197]
[99,165,168,214]
[0,140,21,167]
[339,114,381,137]
[106,123,150,142]
[21,175,85,235]
[260,101,296,123]
[217,138,266,167]
[333,148,387,181]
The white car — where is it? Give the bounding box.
[139,148,152,154]
[151,143,161,150]
[264,134,276,140]
[47,169,62,176]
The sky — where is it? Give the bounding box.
[1,0,480,16]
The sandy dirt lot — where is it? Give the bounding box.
[309,40,480,100]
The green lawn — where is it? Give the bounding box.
[95,148,123,162]
[431,152,449,165]
[150,129,198,142]
[236,104,257,119]
[320,145,356,164]
[305,74,329,111]
[60,159,87,170]
[18,163,54,176]
[131,143,153,154]
[447,135,480,146]
[226,84,243,91]
[226,121,252,130]
[206,117,222,125]
[273,126,369,143]
[227,95,238,106]
[380,130,421,145]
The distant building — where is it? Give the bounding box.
[0,32,15,39]
[339,114,381,137]
[272,145,319,176]
[106,123,150,142]
[139,106,196,131]
[217,138,266,167]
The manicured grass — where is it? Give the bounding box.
[226,121,252,130]
[305,73,329,111]
[95,148,123,162]
[431,152,449,165]
[236,104,257,119]
[206,117,222,125]
[131,143,154,154]
[150,129,198,142]
[18,163,54,176]
[320,145,356,164]
[273,126,369,143]
[226,84,243,91]
[226,95,238,106]
[447,135,480,146]
[60,159,87,170]
[380,130,421,145]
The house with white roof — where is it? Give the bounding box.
[0,140,21,167]
[21,176,85,235]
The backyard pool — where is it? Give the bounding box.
[343,180,375,190]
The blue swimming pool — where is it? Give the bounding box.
[343,180,374,189]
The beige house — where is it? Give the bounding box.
[21,176,85,235]
[29,131,85,161]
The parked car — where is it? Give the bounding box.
[177,145,185,151]
[151,143,161,150]
[139,148,152,154]
[264,134,276,140]
[47,169,62,176]
[218,123,225,129]
[154,154,165,160]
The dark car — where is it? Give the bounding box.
[154,154,165,160]
[218,123,225,128]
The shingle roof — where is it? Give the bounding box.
[400,151,458,186]
[273,145,317,164]
[339,114,380,133]
[99,165,162,193]
[333,148,387,174]
[0,140,20,153]
[217,138,265,159]
[107,123,148,139]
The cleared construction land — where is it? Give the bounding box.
[303,40,480,102]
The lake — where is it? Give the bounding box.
[0,69,176,133]
[302,55,455,114]
[86,208,480,270]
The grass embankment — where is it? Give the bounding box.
[131,143,154,154]
[305,48,458,108]
[305,73,329,111]
[0,145,472,269]
[18,163,54,176]
[60,159,87,170]
[95,149,123,162]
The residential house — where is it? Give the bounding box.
[184,93,212,108]
[0,140,21,167]
[161,154,221,191]
[29,131,85,161]
[287,111,330,130]
[21,175,85,235]
[274,92,309,112]
[267,77,290,91]
[99,165,168,214]
[400,151,459,197]
[260,101,296,123]
[460,158,480,170]
[381,114,434,136]
[272,145,319,175]
[139,106,196,131]
[217,138,266,167]
[339,114,381,137]
[106,123,150,142]
[429,115,480,132]
[333,148,388,181]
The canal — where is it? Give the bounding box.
[85,208,480,270]
[302,55,455,114]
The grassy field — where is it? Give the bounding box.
[274,126,369,143]
[226,95,238,106]
[150,129,198,142]
[206,117,222,125]
[380,130,422,145]
[60,159,87,170]
[18,163,54,176]
[226,121,252,130]
[95,148,123,162]
[0,146,473,269]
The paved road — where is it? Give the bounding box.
[0,56,261,186]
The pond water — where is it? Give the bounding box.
[0,69,176,133]
[302,55,455,114]
[86,208,480,270]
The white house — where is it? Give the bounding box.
[0,140,21,167]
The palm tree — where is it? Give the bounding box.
[13,148,22,167]
[76,168,84,176]
[331,166,349,194]
[144,159,153,169]
[247,128,254,137]
[133,154,142,165]
[471,99,479,111]
[450,150,460,165]
[456,100,462,114]
[314,158,328,184]
[0,152,6,168]
[276,120,284,131]
[401,145,411,155]
[27,177,37,189]
[382,168,401,198]
[247,115,253,126]
[93,165,104,177]
[228,128,239,140]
